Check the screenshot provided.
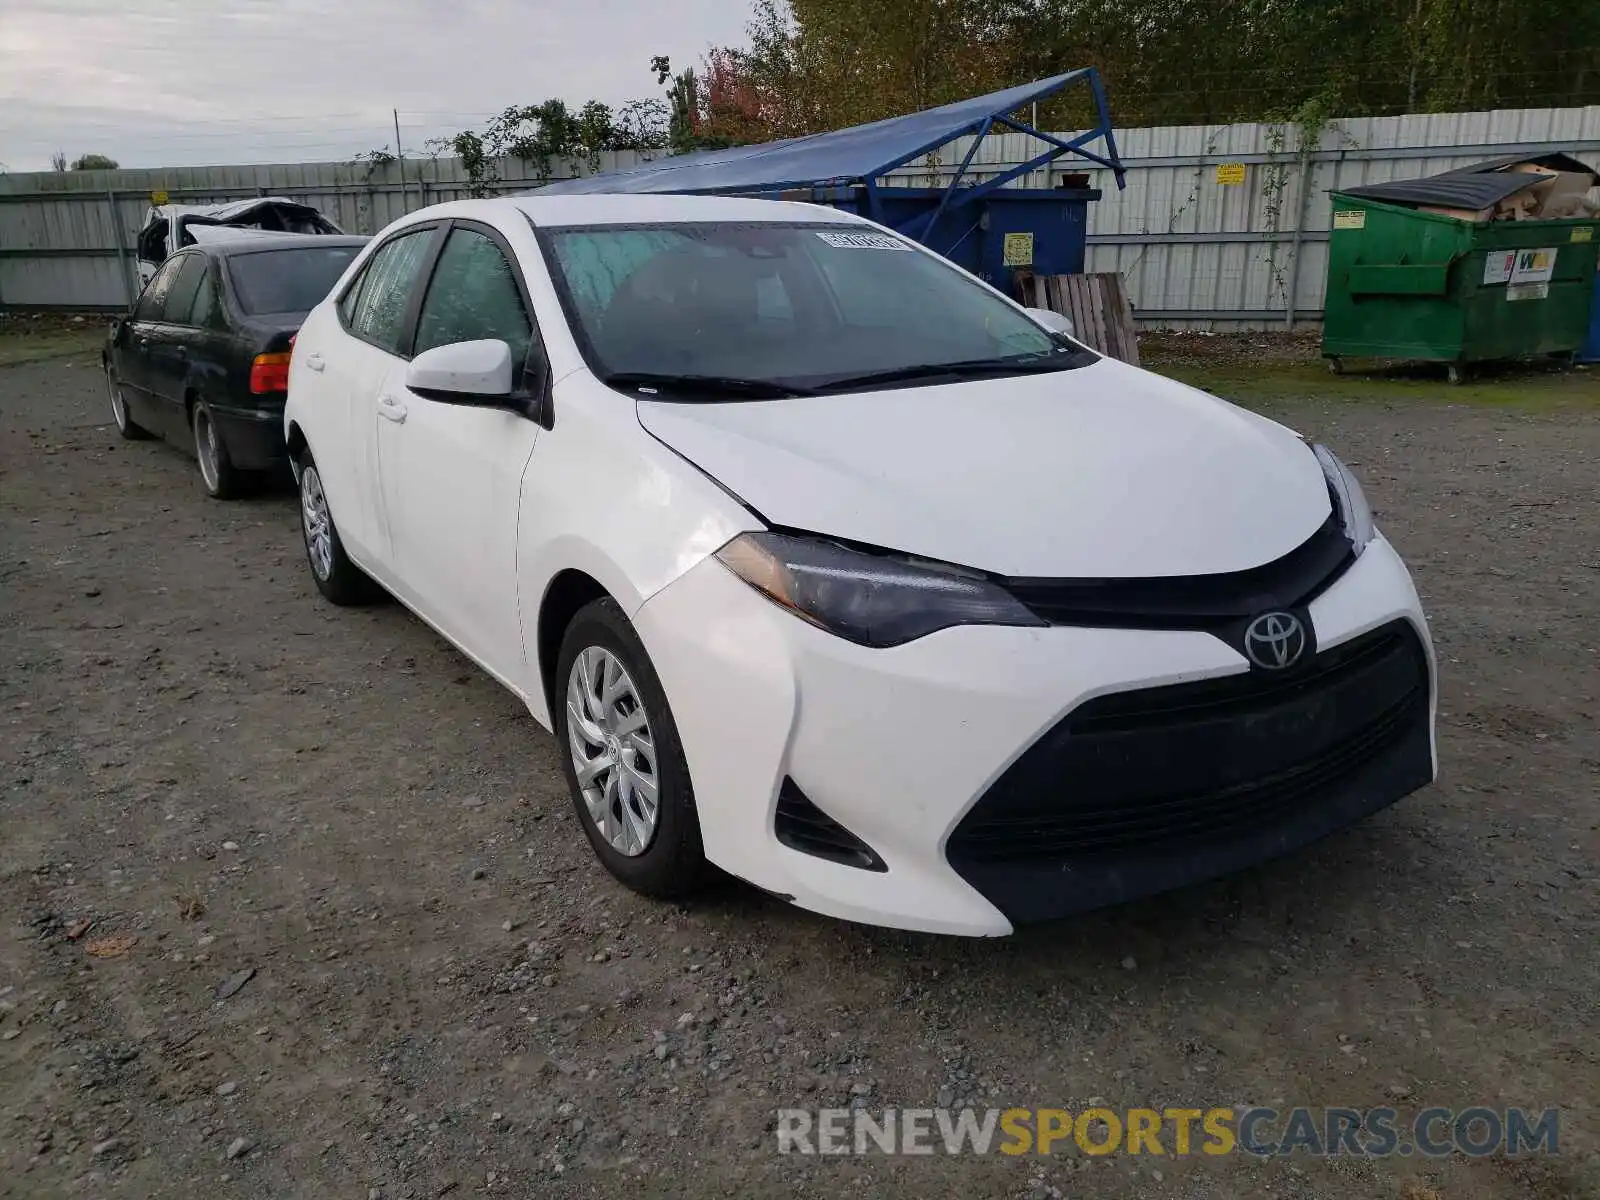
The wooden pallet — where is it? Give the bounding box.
[1023,272,1140,366]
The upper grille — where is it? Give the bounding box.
[946,620,1428,865]
[1000,512,1353,629]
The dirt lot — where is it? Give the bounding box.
[1,340,1597,1199]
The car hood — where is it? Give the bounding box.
[635,357,1333,578]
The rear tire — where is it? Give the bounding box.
[192,402,243,499]
[554,598,706,899]
[105,363,151,440]
[297,449,382,605]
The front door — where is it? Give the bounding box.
[374,223,543,680]
[321,224,441,566]
[116,254,184,432]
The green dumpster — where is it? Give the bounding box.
[1322,194,1600,382]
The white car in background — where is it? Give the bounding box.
[136,196,343,287]
[283,194,1436,936]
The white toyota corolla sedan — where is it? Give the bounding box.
[284,193,1436,936]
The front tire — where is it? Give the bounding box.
[297,449,381,605]
[555,598,706,899]
[105,363,151,440]
[192,402,243,499]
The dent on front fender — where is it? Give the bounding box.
[514,387,761,721]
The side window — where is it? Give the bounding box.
[163,256,208,327]
[133,255,184,321]
[188,265,218,328]
[137,218,169,266]
[348,228,435,354]
[412,227,532,364]
[337,266,366,325]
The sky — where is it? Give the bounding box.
[0,0,752,172]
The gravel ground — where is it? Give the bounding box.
[1,350,1597,1199]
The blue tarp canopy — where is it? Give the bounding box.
[536,70,1123,197]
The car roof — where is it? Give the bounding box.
[508,192,869,227]
[151,196,315,223]
[187,233,370,259]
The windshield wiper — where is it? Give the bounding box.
[814,349,1095,394]
[603,371,815,400]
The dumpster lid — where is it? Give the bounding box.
[1339,153,1598,211]
[533,71,1123,197]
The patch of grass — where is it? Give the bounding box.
[1154,358,1599,412]
[0,326,106,368]
[1141,333,1599,413]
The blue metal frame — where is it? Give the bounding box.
[864,68,1123,187]
[851,67,1125,250]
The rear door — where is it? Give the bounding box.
[313,224,441,569]
[375,220,543,675]
[142,253,210,436]
[178,257,240,409]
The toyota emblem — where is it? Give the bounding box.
[1243,611,1307,670]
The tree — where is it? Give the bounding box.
[50,151,67,172]
[719,0,1600,136]
[653,50,784,152]
[71,153,119,171]
[433,93,671,197]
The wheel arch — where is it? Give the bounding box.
[536,568,614,724]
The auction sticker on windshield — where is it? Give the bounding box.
[815,231,911,251]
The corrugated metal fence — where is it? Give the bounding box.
[3,106,1598,326]
[0,152,652,313]
[885,104,1600,328]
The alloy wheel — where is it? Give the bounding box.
[195,410,220,492]
[106,369,127,431]
[300,465,334,581]
[565,646,660,857]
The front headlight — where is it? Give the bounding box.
[1312,443,1376,555]
[715,531,1045,648]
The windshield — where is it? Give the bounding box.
[227,246,361,316]
[540,222,1094,396]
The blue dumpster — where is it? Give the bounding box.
[1580,270,1600,363]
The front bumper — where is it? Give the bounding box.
[633,535,1436,937]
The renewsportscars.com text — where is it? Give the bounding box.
[775,1106,1559,1158]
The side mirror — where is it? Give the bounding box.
[1027,307,1075,338]
[406,339,514,405]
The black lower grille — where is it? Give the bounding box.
[775,778,886,872]
[946,620,1433,921]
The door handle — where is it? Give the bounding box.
[377,394,408,424]
[305,352,325,372]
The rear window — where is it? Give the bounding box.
[226,246,361,316]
